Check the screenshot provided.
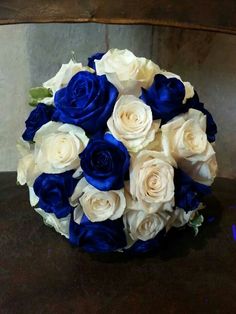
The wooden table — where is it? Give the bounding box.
[0,172,236,313]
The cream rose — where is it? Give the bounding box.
[129,150,175,213]
[43,59,94,96]
[179,150,217,186]
[34,121,89,174]
[16,139,41,186]
[71,178,126,222]
[161,109,217,185]
[161,71,194,103]
[95,48,160,96]
[107,95,160,152]
[17,154,39,186]
[123,209,168,241]
[34,208,71,238]
[162,109,208,160]
[28,187,39,206]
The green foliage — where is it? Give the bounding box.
[188,213,204,236]
[29,87,52,106]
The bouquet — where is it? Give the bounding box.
[17,49,218,253]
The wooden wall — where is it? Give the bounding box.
[1,0,236,35]
[0,23,235,178]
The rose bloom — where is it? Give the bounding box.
[22,103,55,142]
[128,150,175,213]
[78,133,130,191]
[53,71,118,135]
[71,178,126,222]
[34,208,71,238]
[161,108,217,185]
[33,171,77,219]
[95,48,160,96]
[123,209,169,242]
[107,95,160,153]
[179,146,217,186]
[43,59,94,95]
[34,121,89,174]
[69,214,126,253]
[16,139,41,186]
[160,71,194,103]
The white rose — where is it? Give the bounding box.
[16,139,41,186]
[123,209,168,242]
[28,187,39,206]
[107,95,160,152]
[95,48,160,96]
[34,208,70,238]
[162,109,208,160]
[129,150,175,213]
[161,109,217,185]
[34,121,89,174]
[43,59,94,95]
[161,71,194,103]
[71,178,126,222]
[179,150,217,186]
[17,154,39,186]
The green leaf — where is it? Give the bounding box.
[29,87,52,107]
[190,214,204,227]
[188,213,204,236]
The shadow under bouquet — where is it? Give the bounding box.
[17,48,218,254]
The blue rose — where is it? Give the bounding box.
[185,92,217,142]
[87,52,105,71]
[174,169,211,213]
[140,74,217,142]
[79,133,130,191]
[52,71,118,134]
[69,215,127,253]
[22,103,55,141]
[33,171,77,219]
[140,74,186,122]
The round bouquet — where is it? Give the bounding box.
[17,49,217,254]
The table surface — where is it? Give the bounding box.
[0,172,236,314]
